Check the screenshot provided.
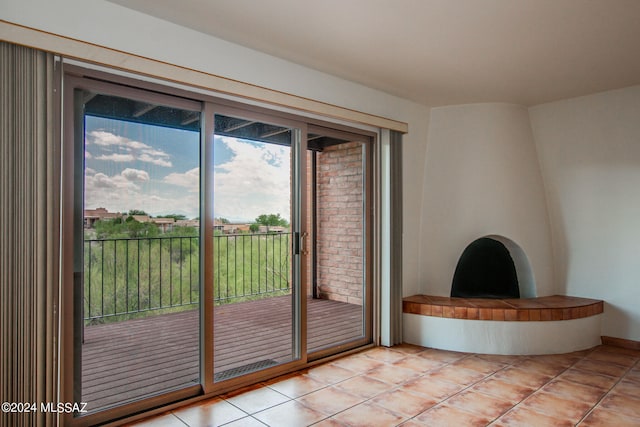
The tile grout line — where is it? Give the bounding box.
[278,349,425,425]
[218,382,295,426]
[420,347,597,425]
[170,412,191,426]
[486,346,601,425]
[257,356,402,426]
[251,365,368,426]
[495,346,640,426]
[305,352,413,425]
[573,355,640,426]
[426,354,536,425]
[395,350,533,425]
[316,350,510,425]
[400,351,542,425]
[219,415,269,427]
[381,351,483,423]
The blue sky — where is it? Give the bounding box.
[84,116,291,222]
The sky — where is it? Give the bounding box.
[84,116,291,222]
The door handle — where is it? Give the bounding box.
[300,231,309,256]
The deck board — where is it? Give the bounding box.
[82,296,362,411]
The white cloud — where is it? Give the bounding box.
[89,131,129,147]
[85,167,199,219]
[89,173,118,189]
[87,130,172,167]
[213,137,291,222]
[142,148,170,158]
[96,153,135,162]
[121,168,150,182]
[164,167,199,192]
[139,153,172,167]
[86,171,140,192]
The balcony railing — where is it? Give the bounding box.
[83,233,291,321]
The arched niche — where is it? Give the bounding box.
[451,235,537,299]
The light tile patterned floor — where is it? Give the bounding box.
[128,344,640,426]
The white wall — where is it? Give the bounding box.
[530,86,640,341]
[419,103,554,297]
[2,0,431,296]
[404,314,602,355]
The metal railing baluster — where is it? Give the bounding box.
[179,237,183,305]
[113,240,117,315]
[169,238,173,306]
[83,233,291,320]
[101,240,104,317]
[158,240,162,308]
[137,239,140,312]
[226,236,229,300]
[148,239,151,311]
[87,241,92,319]
[125,239,129,314]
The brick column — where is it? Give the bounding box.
[315,142,363,305]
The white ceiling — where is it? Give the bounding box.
[109,0,640,107]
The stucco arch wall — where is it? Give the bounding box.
[419,103,554,297]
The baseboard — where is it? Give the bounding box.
[601,336,640,350]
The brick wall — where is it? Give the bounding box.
[315,141,364,305]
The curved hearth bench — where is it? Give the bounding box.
[403,295,603,355]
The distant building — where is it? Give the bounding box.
[222,223,241,234]
[84,208,184,232]
[84,207,122,228]
[131,214,151,223]
[258,225,287,233]
[151,217,175,232]
[225,223,252,233]
[130,215,176,232]
[175,219,200,229]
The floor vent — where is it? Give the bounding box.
[214,359,279,382]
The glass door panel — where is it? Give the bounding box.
[76,90,201,412]
[212,112,302,382]
[306,131,371,355]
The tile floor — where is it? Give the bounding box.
[128,344,640,426]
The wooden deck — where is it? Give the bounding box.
[82,296,362,412]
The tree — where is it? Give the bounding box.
[128,209,148,216]
[156,213,187,221]
[94,218,126,239]
[126,218,159,238]
[215,217,230,224]
[93,216,159,238]
[254,213,289,232]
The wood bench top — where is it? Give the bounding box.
[403,294,603,321]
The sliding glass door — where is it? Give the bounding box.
[209,109,306,382]
[64,70,372,425]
